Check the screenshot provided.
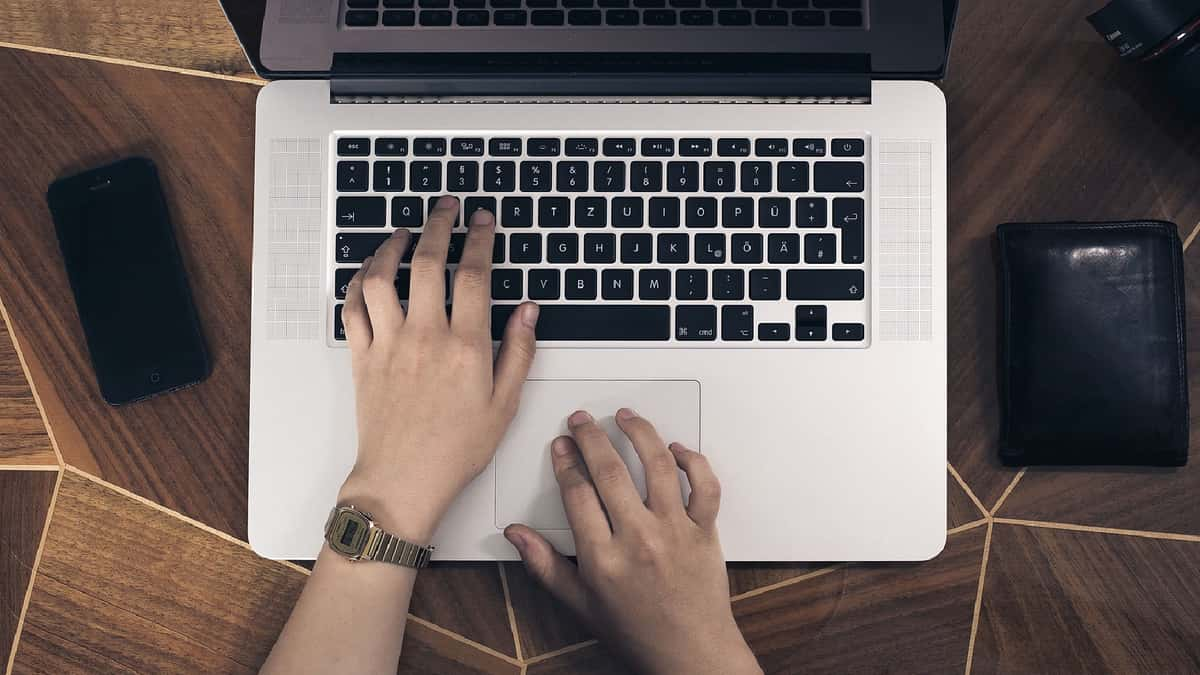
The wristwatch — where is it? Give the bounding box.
[324,505,434,568]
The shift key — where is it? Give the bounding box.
[335,233,391,263]
[787,269,865,300]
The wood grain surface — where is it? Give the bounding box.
[0,318,56,466]
[972,524,1200,674]
[0,469,57,670]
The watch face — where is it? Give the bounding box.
[328,509,370,558]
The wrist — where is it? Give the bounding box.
[336,475,445,544]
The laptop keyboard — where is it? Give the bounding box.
[343,0,864,28]
[331,134,869,345]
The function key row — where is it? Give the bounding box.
[337,136,865,158]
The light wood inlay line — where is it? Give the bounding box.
[406,614,523,667]
[521,639,601,666]
[947,463,989,520]
[993,518,1200,543]
[0,288,63,468]
[947,519,989,536]
[1181,220,1200,251]
[988,468,1025,516]
[497,562,525,662]
[0,466,59,472]
[962,521,993,675]
[4,469,62,675]
[729,564,845,604]
[0,41,265,86]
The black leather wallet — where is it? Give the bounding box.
[997,221,1189,466]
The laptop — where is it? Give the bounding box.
[246,0,951,561]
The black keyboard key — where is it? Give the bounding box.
[813,0,860,6]
[335,268,358,299]
[722,305,754,341]
[492,269,523,300]
[755,138,788,157]
[548,233,579,262]
[419,9,452,24]
[777,162,809,192]
[420,0,450,7]
[492,304,671,340]
[755,9,787,24]
[759,198,790,228]
[675,269,707,300]
[557,162,589,192]
[717,138,751,157]
[375,138,408,156]
[792,9,824,25]
[335,233,390,263]
[455,0,484,7]
[383,9,417,24]
[767,233,800,263]
[346,10,380,25]
[797,197,827,227]
[334,304,347,340]
[510,233,542,263]
[337,161,369,191]
[337,196,387,227]
[532,8,565,22]
[565,269,598,300]
[675,305,717,341]
[575,197,607,228]
[401,234,421,262]
[539,197,570,227]
[606,5,638,20]
[349,0,379,6]
[413,138,446,156]
[649,197,680,228]
[829,9,862,26]
[594,162,626,192]
[795,305,826,325]
[643,9,677,23]
[446,161,479,192]
[564,0,594,7]
[451,138,485,156]
[569,8,602,23]
[718,8,751,24]
[495,0,524,7]
[814,161,864,192]
[484,161,517,191]
[613,197,644,227]
[565,138,600,156]
[392,197,424,226]
[639,269,671,299]
[337,138,371,156]
[489,138,522,155]
[786,269,864,300]
[371,161,405,191]
[657,233,689,263]
[465,196,497,219]
[631,162,663,192]
[794,138,826,156]
[527,138,561,156]
[712,269,743,300]
[750,269,781,300]
[528,269,561,300]
[584,233,615,263]
[679,138,712,156]
[501,196,533,227]
[832,138,865,157]
[685,197,717,228]
[694,233,725,263]
[641,138,675,157]
[834,197,865,264]
[703,162,735,192]
[805,233,836,263]
[602,269,635,300]
[603,138,637,156]
[731,233,762,263]
[758,323,789,341]
[408,161,443,192]
[741,162,771,192]
[620,233,652,263]
[681,9,714,24]
[457,8,490,23]
[520,161,553,192]
[796,322,826,341]
[445,233,468,263]
[667,161,700,192]
[722,197,753,228]
[833,323,865,341]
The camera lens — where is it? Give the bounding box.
[1088,0,1200,111]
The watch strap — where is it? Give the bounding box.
[362,527,434,568]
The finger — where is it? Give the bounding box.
[450,209,496,336]
[492,302,539,417]
[567,411,645,524]
[343,257,373,352]
[548,436,610,551]
[504,524,590,617]
[408,195,458,323]
[614,409,684,515]
[360,229,410,333]
[669,443,721,528]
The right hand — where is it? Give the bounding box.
[504,409,762,675]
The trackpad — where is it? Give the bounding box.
[495,380,700,531]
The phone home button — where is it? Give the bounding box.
[149,371,161,384]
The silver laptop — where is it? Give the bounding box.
[247,0,950,561]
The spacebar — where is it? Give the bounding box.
[491,305,671,341]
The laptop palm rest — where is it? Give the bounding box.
[494,379,700,531]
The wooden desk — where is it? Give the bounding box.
[1,1,1198,672]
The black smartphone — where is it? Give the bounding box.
[47,157,209,405]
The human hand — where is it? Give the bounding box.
[338,196,539,542]
[504,409,762,675]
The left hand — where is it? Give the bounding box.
[337,196,539,541]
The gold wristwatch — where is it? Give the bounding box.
[324,505,434,568]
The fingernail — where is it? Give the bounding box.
[437,195,458,209]
[390,228,406,239]
[504,528,526,551]
[552,437,573,457]
[471,208,495,226]
[568,410,592,427]
[617,407,638,420]
[668,442,685,453]
[520,303,540,328]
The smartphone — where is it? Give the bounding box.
[47,157,209,405]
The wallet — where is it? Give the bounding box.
[997,221,1189,466]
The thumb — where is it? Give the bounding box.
[504,524,589,617]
